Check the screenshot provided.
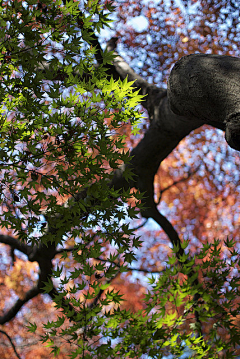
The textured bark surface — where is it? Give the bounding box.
[168,53,240,150]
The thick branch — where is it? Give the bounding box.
[0,234,31,256]
[168,53,240,150]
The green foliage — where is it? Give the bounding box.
[0,0,145,356]
[0,0,143,243]
[26,321,37,333]
[109,239,240,358]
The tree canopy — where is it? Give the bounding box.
[1,0,240,358]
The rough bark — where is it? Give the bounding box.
[168,53,240,150]
[108,47,224,223]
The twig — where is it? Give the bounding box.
[158,162,202,204]
[131,219,148,231]
[0,329,21,359]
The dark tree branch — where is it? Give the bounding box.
[0,287,40,325]
[0,329,22,359]
[146,205,184,258]
[128,267,162,274]
[0,238,56,324]
[0,234,31,257]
